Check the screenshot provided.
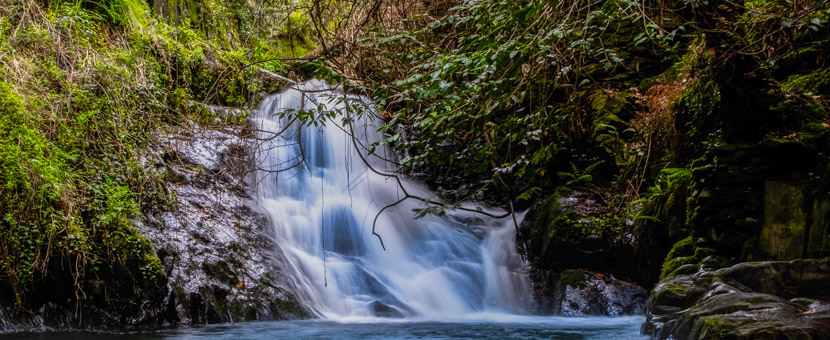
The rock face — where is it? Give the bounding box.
[643,257,830,340]
[519,192,648,315]
[0,116,307,333]
[550,270,647,317]
[689,140,830,263]
[761,179,830,260]
[141,119,309,325]
[638,139,830,339]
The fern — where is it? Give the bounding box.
[558,161,604,188]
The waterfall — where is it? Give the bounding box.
[252,80,533,320]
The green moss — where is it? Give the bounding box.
[784,68,830,97]
[761,180,807,260]
[0,0,302,311]
[660,237,715,280]
[559,270,588,289]
[695,247,715,257]
[670,40,721,142]
[531,196,579,243]
[666,236,695,260]
[269,292,309,319]
[636,167,695,244]
[770,67,830,135]
[547,213,587,245]
[653,280,690,306]
[591,92,629,158]
[138,235,164,281]
[807,198,830,258]
[697,316,735,340]
[591,92,628,115]
[662,281,689,297]
[662,256,698,280]
[202,260,239,286]
[272,36,316,60]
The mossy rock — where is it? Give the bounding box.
[269,293,309,319]
[670,263,701,278]
[590,91,634,154]
[784,67,830,98]
[660,237,715,280]
[647,259,830,340]
[527,195,591,250]
[591,91,632,116]
[761,179,808,261]
[559,270,589,289]
[695,316,739,340]
[661,254,715,280]
[136,234,165,282]
[662,256,697,280]
[686,293,815,340]
[652,280,691,310]
[202,260,239,286]
[666,236,695,260]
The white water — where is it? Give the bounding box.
[252,80,533,320]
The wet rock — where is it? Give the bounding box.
[367,301,405,318]
[643,258,830,340]
[555,270,648,317]
[140,122,309,325]
[518,191,646,315]
[520,192,635,271]
[0,307,45,333]
[0,237,170,332]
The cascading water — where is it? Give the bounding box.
[252,80,533,320]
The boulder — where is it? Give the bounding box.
[643,257,830,340]
[554,270,648,317]
[519,191,648,315]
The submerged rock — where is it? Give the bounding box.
[643,257,830,340]
[366,301,405,318]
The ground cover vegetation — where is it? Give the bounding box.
[0,0,318,319]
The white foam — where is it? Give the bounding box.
[252,80,533,319]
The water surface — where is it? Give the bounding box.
[3,316,649,340]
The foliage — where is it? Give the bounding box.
[52,0,151,28]
[357,0,648,204]
[323,0,704,208]
[636,167,695,222]
[0,0,305,312]
[314,0,829,230]
[559,161,604,190]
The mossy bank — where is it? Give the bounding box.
[0,0,315,331]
